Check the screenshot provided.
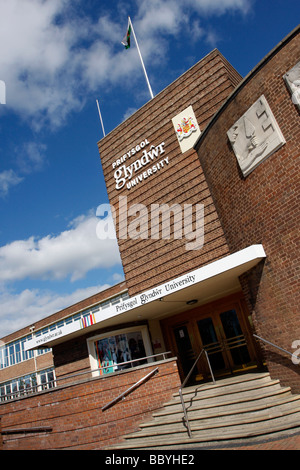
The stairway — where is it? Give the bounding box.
[111,372,300,449]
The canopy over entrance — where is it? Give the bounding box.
[25,244,266,351]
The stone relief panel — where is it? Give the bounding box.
[283,61,300,110]
[227,95,286,177]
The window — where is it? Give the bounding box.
[88,326,153,376]
[0,368,56,402]
[40,368,56,390]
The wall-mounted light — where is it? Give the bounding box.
[186,299,198,305]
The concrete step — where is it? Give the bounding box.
[127,401,300,438]
[153,383,291,417]
[109,372,300,450]
[115,412,300,450]
[140,394,300,428]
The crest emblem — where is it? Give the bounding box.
[176,116,197,141]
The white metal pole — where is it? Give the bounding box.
[128,17,154,99]
[96,99,106,137]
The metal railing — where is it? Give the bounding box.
[179,349,215,438]
[0,351,172,403]
[253,334,296,359]
[0,380,57,402]
[102,367,159,411]
[95,351,171,374]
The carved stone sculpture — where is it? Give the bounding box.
[283,61,300,109]
[227,95,285,177]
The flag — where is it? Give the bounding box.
[120,17,154,99]
[121,19,131,49]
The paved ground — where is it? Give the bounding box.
[211,430,300,450]
[180,428,300,451]
[220,434,300,450]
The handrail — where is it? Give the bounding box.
[2,426,52,435]
[96,351,171,373]
[179,349,215,438]
[253,334,295,358]
[101,367,159,411]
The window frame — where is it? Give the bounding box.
[87,325,153,377]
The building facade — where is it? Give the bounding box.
[0,25,299,450]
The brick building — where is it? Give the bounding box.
[0,25,299,450]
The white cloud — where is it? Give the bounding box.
[0,0,90,128]
[0,170,23,197]
[0,0,253,129]
[16,141,47,175]
[0,209,123,336]
[0,211,121,283]
[187,0,252,14]
[0,283,113,337]
[0,141,47,198]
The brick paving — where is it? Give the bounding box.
[215,431,300,450]
[184,429,300,451]
[227,435,300,450]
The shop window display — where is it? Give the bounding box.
[94,330,147,374]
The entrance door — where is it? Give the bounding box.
[219,309,251,370]
[197,309,252,377]
[173,324,196,380]
[197,316,228,375]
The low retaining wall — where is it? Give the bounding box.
[0,358,180,450]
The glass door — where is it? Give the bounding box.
[197,309,253,376]
[219,309,251,371]
[173,324,196,380]
[197,317,229,376]
[166,300,259,383]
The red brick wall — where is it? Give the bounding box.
[98,50,242,296]
[0,359,180,450]
[195,28,300,391]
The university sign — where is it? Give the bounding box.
[112,139,167,190]
[24,245,266,351]
[25,268,200,350]
[110,105,201,191]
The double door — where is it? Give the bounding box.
[172,306,257,381]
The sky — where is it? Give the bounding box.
[0,0,298,337]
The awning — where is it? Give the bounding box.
[25,244,266,350]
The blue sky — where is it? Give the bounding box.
[0,0,298,337]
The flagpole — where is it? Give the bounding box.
[96,99,106,137]
[128,17,154,99]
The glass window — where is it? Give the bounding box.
[9,344,15,365]
[4,347,9,367]
[39,368,56,390]
[0,385,5,400]
[0,368,56,402]
[0,347,4,369]
[12,381,18,394]
[15,342,21,363]
[91,327,150,375]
